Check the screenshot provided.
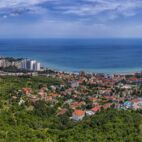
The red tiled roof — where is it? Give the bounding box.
[73,110,85,116]
[131,99,141,103]
[91,106,101,112]
[22,88,32,95]
[70,101,85,108]
[104,96,116,100]
[50,93,60,97]
[89,97,99,102]
[129,77,138,81]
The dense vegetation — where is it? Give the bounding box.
[0,76,142,142]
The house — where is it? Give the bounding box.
[103,103,112,110]
[128,77,138,83]
[72,110,85,121]
[50,85,56,91]
[86,110,95,116]
[121,85,132,89]
[22,88,32,95]
[70,101,86,109]
[132,99,142,110]
[89,97,99,103]
[18,98,25,106]
[123,101,133,109]
[91,105,101,113]
[104,96,116,101]
[51,93,61,98]
[29,95,39,104]
[38,90,46,98]
[71,81,79,88]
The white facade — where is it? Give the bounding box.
[21,59,41,71]
[0,59,4,67]
[72,113,85,121]
[34,62,41,71]
[133,101,142,110]
[86,110,95,116]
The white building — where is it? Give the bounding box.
[34,62,41,71]
[86,110,95,116]
[0,59,5,67]
[72,110,85,121]
[21,59,41,71]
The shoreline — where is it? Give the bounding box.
[1,55,142,75]
[45,64,142,75]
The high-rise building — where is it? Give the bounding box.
[34,62,41,71]
[21,59,41,71]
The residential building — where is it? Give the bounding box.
[72,110,85,121]
[21,59,41,71]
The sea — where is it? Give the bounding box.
[0,38,142,74]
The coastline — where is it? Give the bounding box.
[44,62,142,75]
[1,55,142,75]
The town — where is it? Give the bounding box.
[0,57,41,72]
[2,57,142,121]
[17,71,142,121]
[1,57,142,141]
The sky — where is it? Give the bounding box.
[0,0,142,38]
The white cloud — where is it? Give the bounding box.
[0,0,142,38]
[57,0,142,18]
[0,0,46,9]
[0,0,51,18]
[0,0,142,20]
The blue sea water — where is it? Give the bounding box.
[0,38,142,74]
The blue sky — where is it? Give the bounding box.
[0,0,142,38]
